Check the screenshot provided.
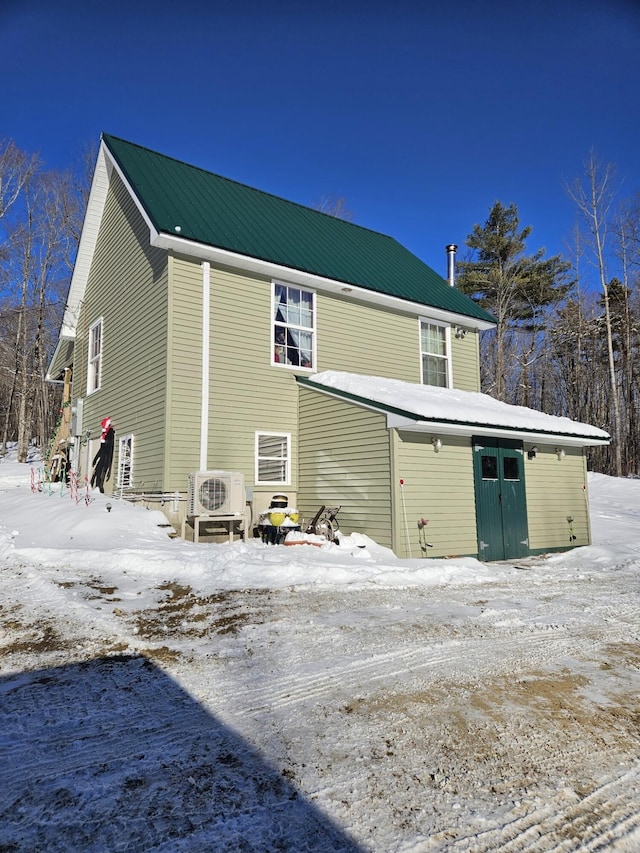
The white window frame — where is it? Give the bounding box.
[419,319,452,388]
[255,431,291,486]
[117,434,133,490]
[271,281,316,371]
[87,317,103,394]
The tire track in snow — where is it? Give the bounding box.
[435,765,640,853]
[0,673,201,787]
[229,629,579,717]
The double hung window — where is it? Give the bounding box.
[420,320,450,388]
[272,282,314,369]
[88,318,103,394]
[255,432,290,485]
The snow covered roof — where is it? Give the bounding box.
[299,371,610,446]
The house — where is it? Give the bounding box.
[47,134,609,560]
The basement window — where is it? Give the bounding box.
[272,282,315,369]
[255,432,291,485]
[420,320,451,388]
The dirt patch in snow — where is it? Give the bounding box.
[131,584,268,640]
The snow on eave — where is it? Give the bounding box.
[298,371,611,447]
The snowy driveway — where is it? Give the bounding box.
[2,464,640,850]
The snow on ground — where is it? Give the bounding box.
[2,451,640,851]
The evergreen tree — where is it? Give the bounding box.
[456,201,572,401]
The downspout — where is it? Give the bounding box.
[446,244,457,286]
[200,261,210,471]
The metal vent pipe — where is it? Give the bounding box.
[446,244,457,287]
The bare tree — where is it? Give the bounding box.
[567,151,623,476]
[0,145,86,460]
[0,140,40,227]
[311,194,354,221]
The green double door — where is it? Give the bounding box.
[472,438,529,562]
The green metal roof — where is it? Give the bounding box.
[102,134,495,325]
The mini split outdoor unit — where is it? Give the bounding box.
[188,471,245,517]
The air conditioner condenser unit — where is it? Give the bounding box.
[188,471,245,517]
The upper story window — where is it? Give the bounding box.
[87,318,103,394]
[272,282,315,369]
[420,320,451,387]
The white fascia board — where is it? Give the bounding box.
[57,142,494,335]
[58,142,112,338]
[56,140,161,341]
[45,335,74,382]
[386,414,610,447]
[152,232,495,330]
[106,143,160,240]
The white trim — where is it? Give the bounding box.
[87,317,103,395]
[271,280,316,370]
[54,137,494,349]
[117,433,134,489]
[152,231,495,331]
[255,431,291,485]
[106,144,160,243]
[200,261,210,471]
[47,335,74,382]
[53,139,159,345]
[385,415,609,446]
[57,143,112,339]
[419,318,452,388]
[299,383,609,447]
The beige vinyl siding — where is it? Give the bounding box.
[316,292,421,381]
[524,444,591,551]
[164,255,203,489]
[316,292,481,391]
[204,263,299,505]
[48,339,74,382]
[75,171,168,491]
[298,388,393,548]
[392,432,478,559]
[160,256,486,513]
[451,329,481,392]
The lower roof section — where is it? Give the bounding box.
[298,371,610,447]
[47,337,75,382]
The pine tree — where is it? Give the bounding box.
[456,201,571,401]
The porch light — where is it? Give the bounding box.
[527,446,538,460]
[555,447,565,460]
[431,437,442,451]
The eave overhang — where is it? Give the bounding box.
[152,231,496,330]
[46,336,75,382]
[55,135,497,347]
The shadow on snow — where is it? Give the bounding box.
[0,654,362,852]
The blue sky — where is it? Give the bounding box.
[2,0,639,286]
